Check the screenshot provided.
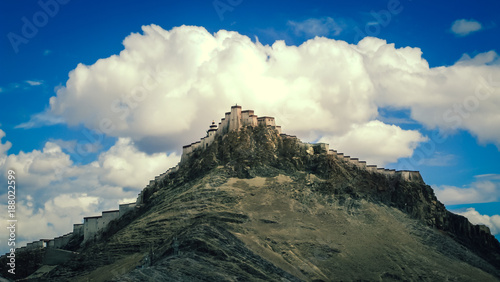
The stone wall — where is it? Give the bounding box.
[73,224,84,237]
[119,203,136,217]
[53,234,72,249]
[83,216,100,243]
[328,147,421,182]
[41,239,50,248]
[24,240,45,250]
[396,170,423,183]
[257,116,275,127]
[33,240,43,249]
[82,210,120,243]
[98,210,120,233]
[12,200,138,253]
[241,110,257,127]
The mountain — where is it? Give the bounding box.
[2,106,500,281]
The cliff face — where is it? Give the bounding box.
[6,125,500,281]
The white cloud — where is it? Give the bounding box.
[2,142,73,191]
[98,138,179,189]
[1,137,178,200]
[1,193,100,243]
[457,50,499,66]
[319,120,427,166]
[0,132,180,252]
[451,19,483,37]
[476,174,500,180]
[453,208,500,235]
[0,129,12,157]
[433,177,500,205]
[25,80,43,86]
[15,112,65,129]
[23,25,500,163]
[46,25,382,149]
[288,17,343,37]
[357,39,500,147]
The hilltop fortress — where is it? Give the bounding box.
[181,105,281,163]
[181,105,422,180]
[7,105,422,256]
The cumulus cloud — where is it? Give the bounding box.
[451,19,483,37]
[433,176,500,205]
[23,25,500,163]
[453,208,500,235]
[288,17,343,37]
[1,137,178,203]
[319,120,427,166]
[357,39,500,147]
[1,193,100,247]
[2,142,73,191]
[42,25,428,162]
[98,138,179,189]
[0,132,179,252]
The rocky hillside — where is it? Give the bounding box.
[5,125,500,281]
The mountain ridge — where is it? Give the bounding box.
[109,125,500,280]
[2,107,500,281]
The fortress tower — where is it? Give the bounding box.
[229,105,242,131]
[181,105,282,162]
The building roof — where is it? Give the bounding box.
[102,210,119,214]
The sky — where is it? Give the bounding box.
[0,0,499,252]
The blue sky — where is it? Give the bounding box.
[1,0,499,251]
